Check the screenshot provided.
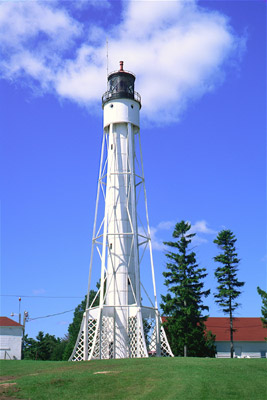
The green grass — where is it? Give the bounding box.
[0,358,266,400]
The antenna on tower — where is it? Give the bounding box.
[106,37,109,87]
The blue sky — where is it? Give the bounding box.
[1,0,266,340]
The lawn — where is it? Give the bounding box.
[0,358,266,400]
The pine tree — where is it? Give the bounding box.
[23,332,60,360]
[23,334,38,360]
[257,287,267,329]
[214,229,245,358]
[161,221,215,357]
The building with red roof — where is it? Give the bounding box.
[205,317,266,358]
[162,316,266,358]
[0,317,23,360]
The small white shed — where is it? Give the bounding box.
[0,317,23,360]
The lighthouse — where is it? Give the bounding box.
[70,62,173,360]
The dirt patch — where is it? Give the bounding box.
[0,377,16,382]
[0,383,17,388]
[94,371,121,375]
[0,382,16,390]
[0,397,21,400]
[0,382,21,400]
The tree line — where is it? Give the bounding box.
[23,221,267,360]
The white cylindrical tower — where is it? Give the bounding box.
[70,62,173,361]
[103,63,141,358]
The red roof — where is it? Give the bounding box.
[0,317,23,327]
[205,317,266,342]
[161,317,266,341]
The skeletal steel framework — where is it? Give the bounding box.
[70,62,173,360]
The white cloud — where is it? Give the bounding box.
[150,226,166,251]
[150,220,175,251]
[0,1,81,93]
[189,220,217,245]
[0,0,245,124]
[55,44,106,104]
[0,2,81,47]
[157,220,176,231]
[190,220,217,235]
[68,0,111,10]
[32,288,46,295]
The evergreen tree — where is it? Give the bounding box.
[51,336,68,361]
[213,229,245,358]
[161,221,215,357]
[23,334,38,360]
[257,287,267,329]
[23,331,62,360]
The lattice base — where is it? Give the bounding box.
[69,307,173,361]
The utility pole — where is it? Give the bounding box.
[18,297,21,324]
[11,309,29,359]
[23,311,29,337]
[21,311,29,359]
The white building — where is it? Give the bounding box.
[205,317,267,358]
[0,317,23,360]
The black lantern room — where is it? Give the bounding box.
[102,61,141,107]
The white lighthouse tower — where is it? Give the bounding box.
[70,62,173,360]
